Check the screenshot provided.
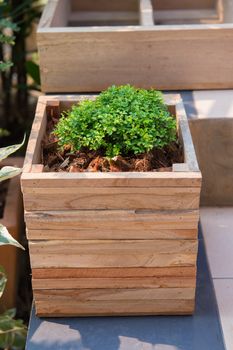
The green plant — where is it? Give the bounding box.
[0,0,43,143]
[0,18,19,72]
[0,137,26,350]
[0,137,25,248]
[55,85,177,158]
[0,267,26,350]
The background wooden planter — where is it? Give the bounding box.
[0,157,24,311]
[21,94,201,317]
[36,0,232,93]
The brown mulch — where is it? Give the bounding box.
[42,111,184,173]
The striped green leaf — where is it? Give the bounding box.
[0,267,7,298]
[0,135,25,162]
[0,166,22,183]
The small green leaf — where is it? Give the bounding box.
[2,308,16,319]
[0,225,25,250]
[0,61,13,72]
[0,19,19,32]
[0,135,25,162]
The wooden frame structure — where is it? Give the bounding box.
[21,94,202,317]
[36,0,230,93]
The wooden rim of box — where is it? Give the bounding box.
[21,94,201,189]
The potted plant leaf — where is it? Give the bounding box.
[22,85,201,317]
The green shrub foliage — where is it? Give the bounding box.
[55,85,177,157]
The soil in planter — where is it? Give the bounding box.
[42,111,184,173]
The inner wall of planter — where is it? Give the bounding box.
[152,0,222,25]
[68,0,140,26]
[50,0,232,28]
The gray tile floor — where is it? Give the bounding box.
[26,232,225,350]
[201,208,233,350]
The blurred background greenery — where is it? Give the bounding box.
[0,0,46,149]
[0,2,46,348]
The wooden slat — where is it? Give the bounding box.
[32,276,196,289]
[35,299,195,316]
[23,186,200,211]
[32,266,197,279]
[21,171,202,187]
[25,208,199,241]
[29,249,197,269]
[29,239,198,254]
[22,96,47,173]
[34,287,195,301]
[139,0,154,25]
[25,209,199,230]
[37,25,233,92]
[26,228,198,240]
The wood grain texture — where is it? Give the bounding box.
[25,209,199,240]
[32,276,196,289]
[25,208,199,226]
[29,239,198,254]
[23,186,200,211]
[30,253,197,269]
[37,0,233,92]
[34,287,195,301]
[32,266,197,279]
[29,239,198,271]
[21,171,202,188]
[35,299,195,317]
[27,228,198,241]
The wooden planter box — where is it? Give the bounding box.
[36,0,230,93]
[0,157,24,311]
[21,94,201,317]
